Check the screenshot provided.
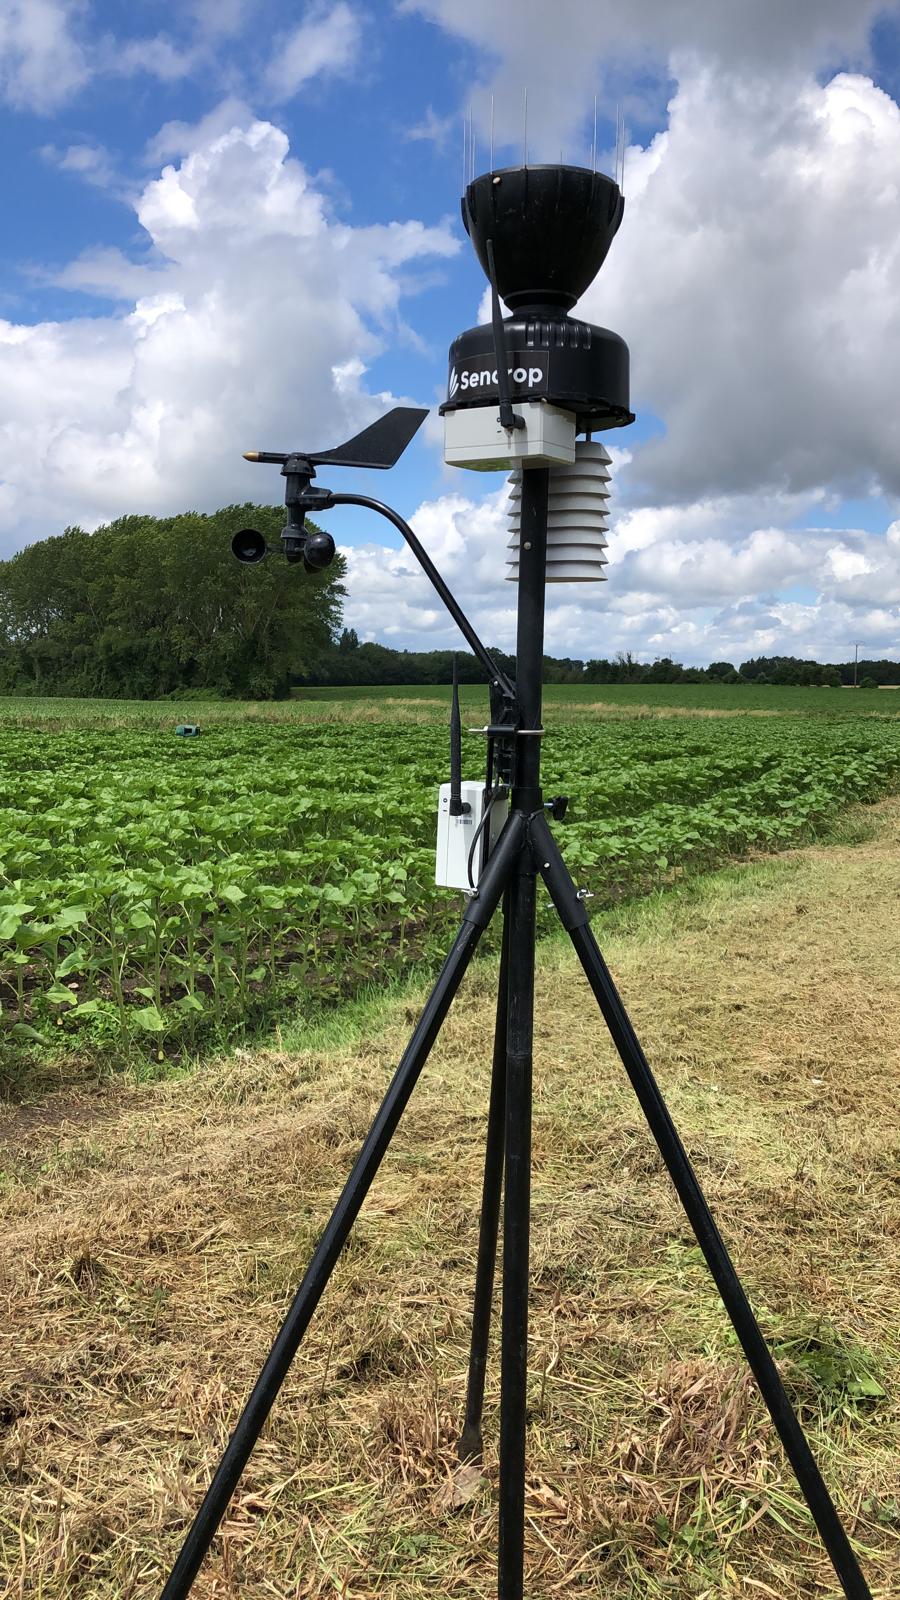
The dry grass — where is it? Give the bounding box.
[570,701,784,720]
[1,802,899,1597]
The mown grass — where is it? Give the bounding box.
[1,800,897,1596]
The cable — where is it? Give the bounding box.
[467,786,507,889]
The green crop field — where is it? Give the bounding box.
[1,682,897,726]
[2,691,899,1063]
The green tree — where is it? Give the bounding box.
[0,505,345,699]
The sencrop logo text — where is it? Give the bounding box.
[455,364,544,394]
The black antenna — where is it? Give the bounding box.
[486,239,525,433]
[448,654,468,816]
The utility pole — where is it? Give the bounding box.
[852,641,863,687]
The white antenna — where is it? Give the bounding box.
[591,95,597,172]
[614,106,626,190]
[617,110,622,188]
[614,100,619,183]
[490,93,495,171]
[523,88,528,166]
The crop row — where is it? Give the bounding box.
[2,717,899,1059]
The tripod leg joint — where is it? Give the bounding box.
[529,812,590,930]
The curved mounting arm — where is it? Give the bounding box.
[326,492,518,711]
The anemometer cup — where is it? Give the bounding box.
[232,528,268,564]
[301,530,336,571]
[462,164,624,312]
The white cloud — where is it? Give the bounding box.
[0,0,88,112]
[40,140,119,191]
[399,0,886,156]
[183,0,250,41]
[582,69,900,507]
[339,476,900,664]
[1,5,215,113]
[406,106,456,148]
[265,2,361,103]
[0,114,458,554]
[144,97,255,166]
[104,33,196,84]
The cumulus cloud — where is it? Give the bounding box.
[0,114,458,554]
[583,69,900,505]
[339,480,900,664]
[400,0,886,155]
[144,97,256,167]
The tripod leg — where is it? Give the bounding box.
[533,814,872,1600]
[457,892,510,1464]
[159,815,525,1600]
[498,856,537,1600]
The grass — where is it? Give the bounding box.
[1,799,898,1596]
[0,681,897,730]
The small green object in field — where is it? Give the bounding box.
[175,724,201,737]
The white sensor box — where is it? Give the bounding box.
[444,400,577,471]
[436,782,506,890]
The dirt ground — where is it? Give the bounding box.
[1,801,898,1598]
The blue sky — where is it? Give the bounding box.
[1,0,899,665]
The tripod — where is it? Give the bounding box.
[161,469,872,1600]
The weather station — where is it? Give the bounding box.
[159,153,874,1600]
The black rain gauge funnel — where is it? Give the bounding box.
[462,162,624,310]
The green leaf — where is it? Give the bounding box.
[55,948,87,978]
[56,904,89,928]
[132,1004,166,1032]
[45,982,78,1008]
[9,1022,48,1044]
[848,1372,886,1399]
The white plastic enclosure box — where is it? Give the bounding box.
[443,400,577,471]
[436,782,507,890]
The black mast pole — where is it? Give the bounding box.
[498,466,549,1600]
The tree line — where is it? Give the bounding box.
[308,635,900,690]
[0,509,895,697]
